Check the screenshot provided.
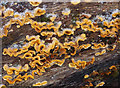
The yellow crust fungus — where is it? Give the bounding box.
[3,75,12,80]
[91,42,108,49]
[29,60,44,68]
[14,12,22,18]
[76,33,87,45]
[62,8,71,16]
[69,58,87,69]
[34,7,46,16]
[80,13,92,19]
[3,8,14,18]
[32,69,43,76]
[33,81,47,86]
[24,74,34,80]
[28,0,42,6]
[6,77,22,84]
[25,11,35,18]
[97,16,104,22]
[0,5,5,16]
[69,57,95,70]
[95,49,106,56]
[79,44,91,49]
[0,84,6,88]
[18,52,33,59]
[90,57,95,64]
[41,32,54,37]
[71,0,81,5]
[1,7,119,86]
[3,64,29,75]
[95,82,105,87]
[64,29,74,35]
[50,59,65,66]
[107,45,116,51]
[112,11,120,17]
[59,48,67,56]
[109,65,117,70]
[84,74,89,79]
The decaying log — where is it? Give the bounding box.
[1,2,119,88]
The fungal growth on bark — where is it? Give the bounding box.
[0,0,119,87]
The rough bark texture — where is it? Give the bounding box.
[1,2,120,88]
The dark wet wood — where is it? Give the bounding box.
[1,2,119,87]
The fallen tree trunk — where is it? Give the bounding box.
[1,2,120,88]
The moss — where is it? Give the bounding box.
[33,15,50,22]
[107,37,116,44]
[40,16,50,22]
